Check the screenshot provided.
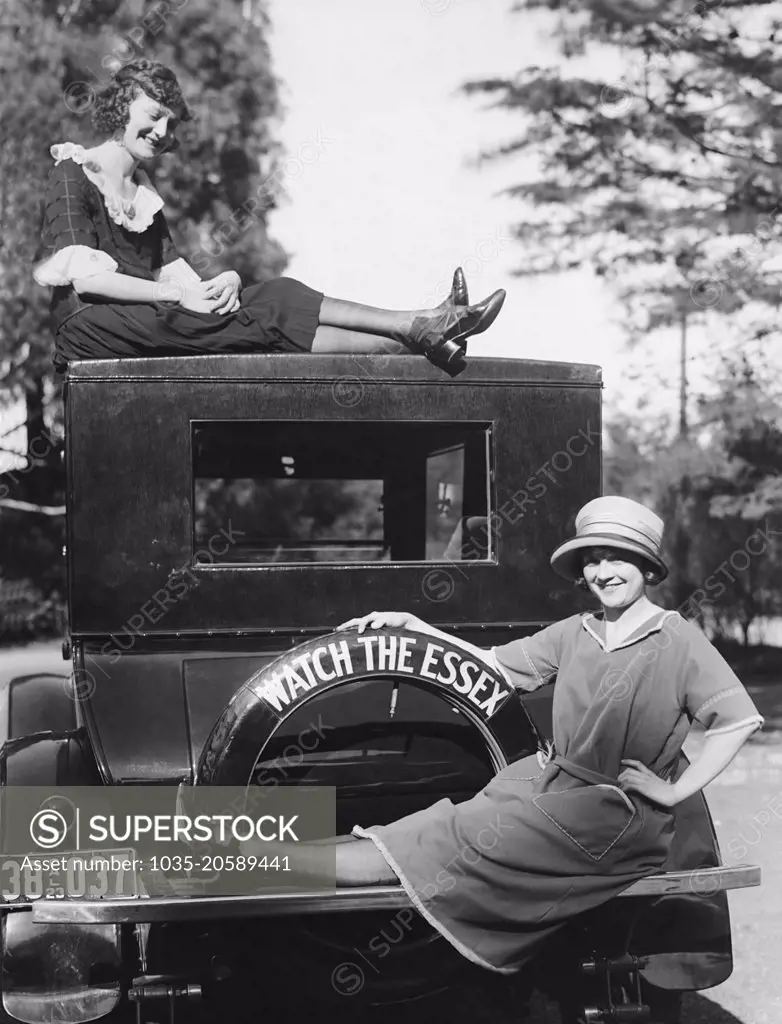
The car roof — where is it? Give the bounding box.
[65,353,602,386]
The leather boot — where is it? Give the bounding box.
[404,289,506,377]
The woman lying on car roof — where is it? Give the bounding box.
[34,59,504,378]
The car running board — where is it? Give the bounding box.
[25,864,761,925]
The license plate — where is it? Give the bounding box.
[0,849,139,903]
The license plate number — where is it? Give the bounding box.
[0,849,139,902]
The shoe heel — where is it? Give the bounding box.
[427,339,467,377]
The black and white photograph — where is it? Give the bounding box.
[1,1,781,1021]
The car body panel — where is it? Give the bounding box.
[0,352,752,1016]
[76,630,542,784]
[64,356,602,637]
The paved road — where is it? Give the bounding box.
[0,643,778,1023]
[0,639,65,684]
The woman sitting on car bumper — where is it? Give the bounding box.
[247,495,764,975]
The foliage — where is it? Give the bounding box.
[0,3,79,407]
[0,0,287,633]
[0,576,64,646]
[605,357,782,642]
[463,1,782,646]
[195,478,385,563]
[0,0,286,413]
[463,0,782,334]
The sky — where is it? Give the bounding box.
[262,0,763,423]
[264,0,637,410]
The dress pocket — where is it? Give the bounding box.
[532,785,638,862]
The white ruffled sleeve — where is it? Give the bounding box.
[33,245,118,287]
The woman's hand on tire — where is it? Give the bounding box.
[337,611,419,634]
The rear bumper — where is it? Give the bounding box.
[24,864,761,925]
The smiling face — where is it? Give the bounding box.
[581,546,648,611]
[121,90,179,161]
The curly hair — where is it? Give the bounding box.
[574,551,663,589]
[91,59,192,136]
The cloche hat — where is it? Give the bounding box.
[549,496,668,582]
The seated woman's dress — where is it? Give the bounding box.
[353,610,763,973]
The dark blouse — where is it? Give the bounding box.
[37,159,179,331]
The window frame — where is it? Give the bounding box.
[190,417,497,570]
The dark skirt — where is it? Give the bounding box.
[53,277,323,372]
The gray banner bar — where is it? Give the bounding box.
[0,786,336,901]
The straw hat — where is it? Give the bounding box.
[549,496,668,582]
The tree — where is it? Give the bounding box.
[1,0,287,435]
[464,2,782,645]
[0,4,77,443]
[462,1,782,335]
[0,0,287,634]
[604,355,782,642]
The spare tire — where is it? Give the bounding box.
[195,627,540,1008]
[197,627,536,786]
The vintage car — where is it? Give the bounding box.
[0,352,760,1024]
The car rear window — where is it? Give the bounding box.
[192,420,493,566]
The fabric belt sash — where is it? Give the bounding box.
[550,753,676,786]
[550,754,619,787]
